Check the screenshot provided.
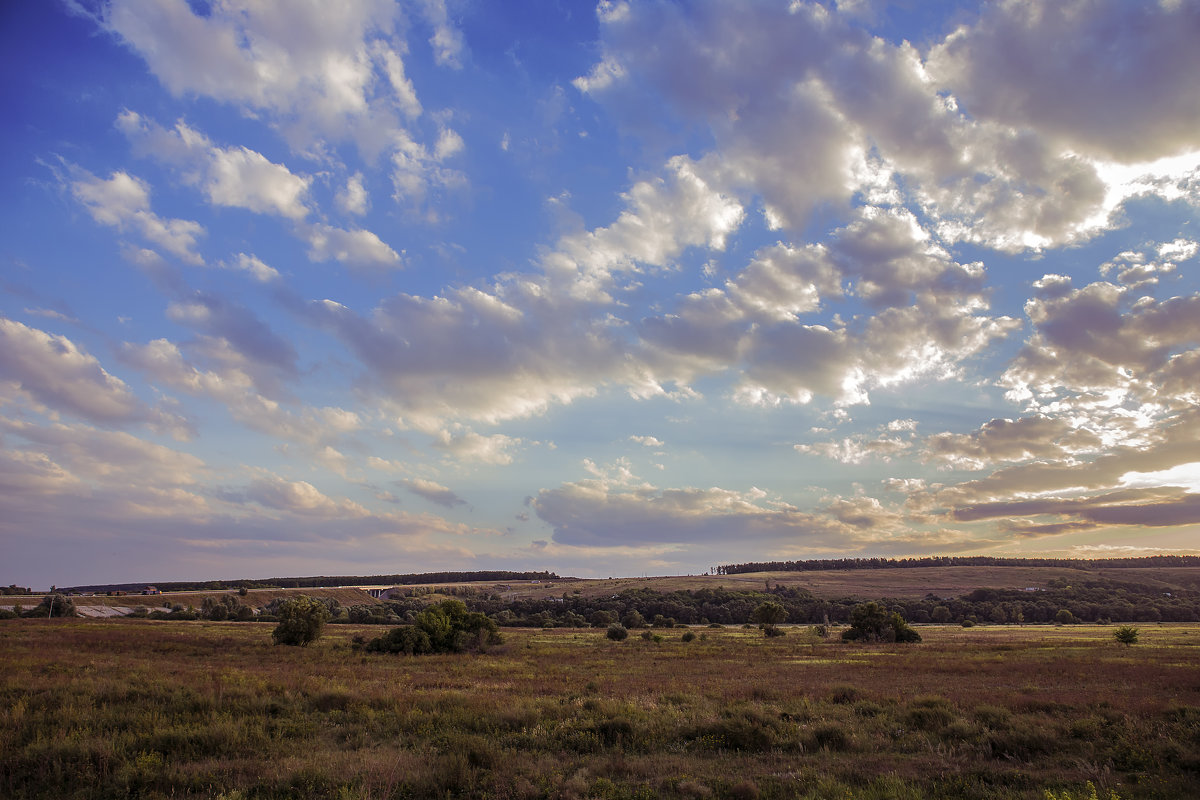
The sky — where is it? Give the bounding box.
[2,0,1200,588]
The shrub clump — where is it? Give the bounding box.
[271,596,331,646]
[841,602,921,643]
[606,623,629,641]
[365,599,501,655]
[1113,626,1139,646]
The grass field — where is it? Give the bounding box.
[2,619,1198,799]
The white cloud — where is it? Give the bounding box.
[104,0,401,144]
[629,435,663,448]
[70,168,205,264]
[246,475,366,517]
[228,253,280,283]
[575,0,1198,253]
[0,317,187,436]
[337,172,370,216]
[415,0,465,68]
[121,337,361,449]
[303,223,403,269]
[119,113,311,220]
[205,145,311,220]
[401,477,467,508]
[432,428,521,465]
[543,156,743,302]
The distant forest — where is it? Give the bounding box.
[713,555,1200,574]
[63,570,561,595]
[372,574,1200,627]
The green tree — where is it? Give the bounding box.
[1055,609,1076,625]
[841,602,921,643]
[621,609,646,629]
[751,601,788,636]
[1113,626,1139,647]
[271,596,332,646]
[590,610,617,627]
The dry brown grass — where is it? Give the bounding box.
[2,619,1198,799]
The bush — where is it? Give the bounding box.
[606,623,629,641]
[807,722,851,751]
[1114,626,1139,646]
[271,596,332,647]
[841,602,920,643]
[28,594,76,618]
[681,630,696,642]
[366,625,432,655]
[366,599,502,655]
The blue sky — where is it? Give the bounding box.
[3,0,1200,588]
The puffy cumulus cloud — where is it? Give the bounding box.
[927,0,1200,163]
[101,0,469,221]
[227,253,280,283]
[204,144,312,220]
[0,317,188,436]
[543,156,743,302]
[119,113,406,262]
[641,206,1018,406]
[629,435,663,448]
[307,287,629,427]
[337,172,370,216]
[400,477,467,508]
[722,242,841,322]
[69,168,204,264]
[432,428,522,465]
[245,475,368,517]
[103,0,400,146]
[577,0,1193,252]
[1001,276,1200,413]
[1100,238,1198,287]
[302,223,403,269]
[923,415,1105,471]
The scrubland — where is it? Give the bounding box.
[2,620,1198,799]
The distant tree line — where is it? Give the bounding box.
[61,570,561,595]
[714,555,1200,574]
[361,578,1200,629]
